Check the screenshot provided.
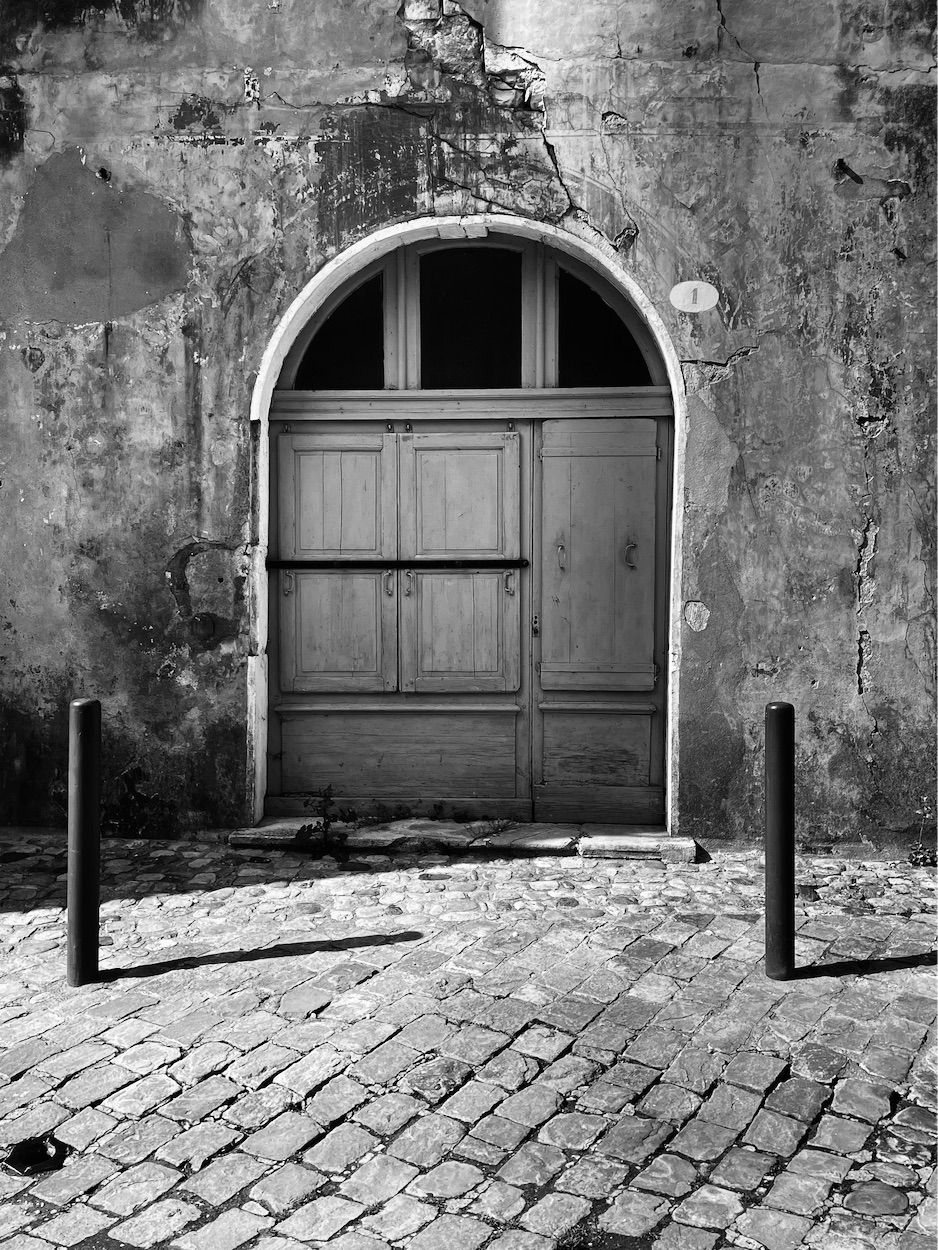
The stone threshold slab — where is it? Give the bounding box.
[228,818,697,863]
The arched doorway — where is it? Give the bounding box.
[252,219,682,826]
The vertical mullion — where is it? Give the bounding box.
[543,252,559,388]
[384,253,402,390]
[404,246,421,388]
[521,242,539,388]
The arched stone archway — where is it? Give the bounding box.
[248,215,686,830]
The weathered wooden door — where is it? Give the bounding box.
[269,408,669,823]
[532,418,667,822]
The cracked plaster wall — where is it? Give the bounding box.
[0,0,933,840]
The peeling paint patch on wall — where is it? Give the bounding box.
[0,149,190,322]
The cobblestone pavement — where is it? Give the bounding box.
[0,829,935,1250]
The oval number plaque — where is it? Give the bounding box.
[669,280,719,312]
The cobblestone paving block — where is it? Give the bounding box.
[399,1055,472,1102]
[498,1084,562,1127]
[0,1236,59,1250]
[348,1041,421,1086]
[54,1105,118,1149]
[395,1015,454,1053]
[305,1076,369,1126]
[353,1091,422,1135]
[388,1113,465,1166]
[408,1160,484,1197]
[539,1054,600,1092]
[242,1111,324,1160]
[831,1077,894,1122]
[538,1110,607,1149]
[844,1179,910,1214]
[28,1153,118,1205]
[168,1042,239,1088]
[599,1189,670,1236]
[439,1078,505,1122]
[100,1072,181,1118]
[341,1154,419,1206]
[498,1140,566,1186]
[88,1161,181,1215]
[765,1076,830,1122]
[161,1075,240,1123]
[637,1083,701,1124]
[487,1234,554,1250]
[470,1113,531,1150]
[578,1079,634,1114]
[274,1045,348,1097]
[710,1147,777,1191]
[478,1050,541,1089]
[652,1222,719,1250]
[38,1040,117,1082]
[222,1085,298,1130]
[176,1207,275,1250]
[180,1152,270,1204]
[696,1081,762,1129]
[27,1201,115,1246]
[159,1120,243,1170]
[409,1213,493,1249]
[723,1051,789,1093]
[744,1108,808,1155]
[786,1147,853,1181]
[247,1162,326,1215]
[358,1193,436,1240]
[632,1152,699,1197]
[277,1195,365,1242]
[791,1043,847,1083]
[520,1192,592,1236]
[511,1025,574,1062]
[555,1153,629,1197]
[469,1178,527,1221]
[598,1114,674,1164]
[811,1113,872,1153]
[764,1172,832,1214]
[673,1182,743,1229]
[0,1206,31,1239]
[304,1122,377,1173]
[734,1205,814,1250]
[108,1198,201,1247]
[55,1062,137,1109]
[225,1044,300,1089]
[663,1046,727,1094]
[669,1117,738,1161]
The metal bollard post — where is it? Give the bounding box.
[67,698,101,987]
[764,701,795,980]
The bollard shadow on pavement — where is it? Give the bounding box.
[98,929,424,981]
[790,948,936,979]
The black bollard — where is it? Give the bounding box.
[765,701,795,980]
[67,698,101,987]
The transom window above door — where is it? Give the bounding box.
[284,239,661,391]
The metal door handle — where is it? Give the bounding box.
[282,571,295,596]
[504,570,515,595]
[385,570,394,597]
[404,569,414,596]
[624,542,637,568]
[557,543,566,571]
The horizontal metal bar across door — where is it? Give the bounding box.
[268,559,530,569]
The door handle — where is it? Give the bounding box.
[557,543,566,571]
[385,570,394,597]
[404,569,414,596]
[282,572,295,596]
[504,570,515,595]
[624,542,637,569]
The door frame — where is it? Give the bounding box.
[248,214,687,830]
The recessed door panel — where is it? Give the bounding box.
[540,419,657,691]
[280,570,397,692]
[541,710,651,786]
[279,432,397,559]
[400,569,521,693]
[400,432,520,559]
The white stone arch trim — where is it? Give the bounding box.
[248,214,687,832]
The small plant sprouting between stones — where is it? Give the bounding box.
[296,786,348,857]
[909,795,937,867]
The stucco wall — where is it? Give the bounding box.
[0,0,934,841]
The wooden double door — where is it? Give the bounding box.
[268,408,670,823]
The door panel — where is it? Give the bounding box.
[541,710,651,786]
[280,570,397,692]
[400,432,520,559]
[540,419,657,691]
[279,431,397,559]
[280,709,518,796]
[400,570,521,693]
